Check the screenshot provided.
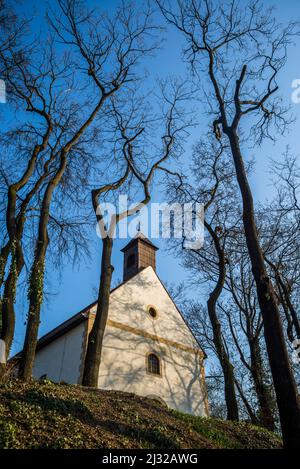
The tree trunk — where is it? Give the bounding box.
[0,243,11,340]
[0,141,48,379]
[208,293,239,421]
[82,236,114,387]
[0,271,16,380]
[235,378,259,425]
[226,128,300,447]
[18,253,47,381]
[18,169,62,381]
[205,221,239,421]
[276,272,300,340]
[0,239,24,379]
[0,183,47,379]
[249,339,275,431]
[0,140,53,357]
[0,242,11,291]
[18,96,108,382]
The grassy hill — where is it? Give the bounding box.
[0,379,282,449]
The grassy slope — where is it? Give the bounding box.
[0,380,282,449]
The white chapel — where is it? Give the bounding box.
[24,234,209,417]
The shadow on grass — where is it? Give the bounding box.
[4,388,96,425]
[99,419,180,449]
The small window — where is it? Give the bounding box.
[127,253,136,269]
[147,305,158,319]
[148,307,157,319]
[147,353,160,375]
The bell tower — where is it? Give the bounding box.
[121,233,158,282]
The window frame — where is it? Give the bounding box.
[146,352,162,377]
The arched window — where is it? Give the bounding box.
[127,253,136,269]
[147,353,161,375]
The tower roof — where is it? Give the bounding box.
[121,233,159,252]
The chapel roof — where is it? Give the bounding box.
[121,233,159,252]
[12,266,206,360]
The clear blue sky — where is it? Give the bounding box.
[8,0,300,354]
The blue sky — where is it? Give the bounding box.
[6,0,300,354]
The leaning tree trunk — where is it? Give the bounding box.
[205,221,239,421]
[82,236,114,387]
[226,128,300,448]
[235,378,259,425]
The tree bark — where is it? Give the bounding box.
[0,242,11,291]
[249,339,275,431]
[17,252,48,381]
[0,242,24,379]
[226,128,300,447]
[0,187,31,379]
[0,242,11,347]
[82,236,114,387]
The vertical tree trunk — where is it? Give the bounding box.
[226,128,300,447]
[0,243,11,290]
[0,139,51,380]
[207,295,239,421]
[0,272,16,379]
[0,244,24,379]
[82,236,114,387]
[249,340,275,431]
[205,221,239,421]
[0,182,48,380]
[18,253,47,381]
[18,173,60,381]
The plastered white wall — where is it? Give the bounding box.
[109,267,199,349]
[98,267,207,416]
[98,325,206,416]
[32,322,85,384]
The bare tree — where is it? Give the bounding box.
[0,34,64,378]
[264,150,300,341]
[166,138,241,420]
[17,0,160,381]
[157,0,300,447]
[0,0,27,58]
[0,1,29,289]
[222,245,276,430]
[0,6,103,378]
[82,81,190,386]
